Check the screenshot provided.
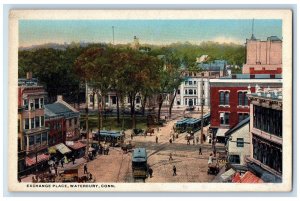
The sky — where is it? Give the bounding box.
[19,19,282,47]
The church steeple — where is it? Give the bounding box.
[250,18,256,40]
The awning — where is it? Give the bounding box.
[220,168,236,182]
[67,141,86,150]
[232,171,264,183]
[48,146,57,154]
[55,143,72,155]
[216,128,229,137]
[26,153,50,167]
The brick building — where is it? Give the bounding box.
[209,74,282,141]
[18,74,50,176]
[44,107,65,146]
[242,36,282,75]
[246,88,282,182]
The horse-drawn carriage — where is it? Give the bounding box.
[121,140,135,153]
[207,157,220,175]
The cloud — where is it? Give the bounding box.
[210,36,244,45]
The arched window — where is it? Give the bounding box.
[225,92,230,105]
[189,89,193,95]
[219,91,225,105]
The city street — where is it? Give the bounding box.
[75,108,225,183]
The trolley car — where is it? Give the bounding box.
[132,148,148,181]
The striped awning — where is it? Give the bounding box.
[55,143,72,155]
[26,153,50,167]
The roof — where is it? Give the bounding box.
[132,148,147,162]
[232,171,264,183]
[96,130,122,137]
[248,91,283,101]
[45,103,79,118]
[225,117,250,137]
[216,128,229,137]
[176,118,192,125]
[67,141,86,150]
[220,168,236,182]
[26,153,50,166]
[267,36,282,41]
[219,74,282,79]
[55,143,72,154]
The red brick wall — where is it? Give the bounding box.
[210,86,255,129]
[45,117,66,146]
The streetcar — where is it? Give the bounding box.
[186,113,211,134]
[132,148,148,181]
[174,118,191,133]
[94,130,124,147]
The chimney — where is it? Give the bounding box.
[57,95,63,101]
[26,72,32,80]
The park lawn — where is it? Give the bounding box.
[80,115,148,131]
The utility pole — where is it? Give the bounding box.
[112,26,115,45]
[85,80,89,157]
[200,76,204,144]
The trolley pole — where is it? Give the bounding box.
[85,80,89,157]
[200,76,204,144]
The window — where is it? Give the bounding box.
[35,134,41,146]
[24,99,28,110]
[24,119,29,129]
[30,118,34,129]
[188,89,193,95]
[224,113,230,124]
[136,96,140,104]
[111,96,117,104]
[40,98,44,108]
[35,98,39,109]
[105,96,109,103]
[194,98,197,105]
[194,90,196,95]
[236,138,244,147]
[30,101,34,111]
[185,99,187,105]
[228,155,240,164]
[225,92,229,105]
[185,81,188,85]
[69,119,72,127]
[74,118,77,126]
[41,116,44,127]
[219,91,225,105]
[194,73,196,77]
[35,116,40,127]
[189,81,192,85]
[177,90,180,95]
[42,133,48,143]
[194,81,196,85]
[185,90,187,95]
[238,92,248,106]
[29,136,34,146]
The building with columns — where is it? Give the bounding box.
[18,74,50,176]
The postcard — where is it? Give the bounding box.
[8,9,292,192]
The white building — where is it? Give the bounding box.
[175,77,210,107]
[225,117,251,166]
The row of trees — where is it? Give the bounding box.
[74,46,183,129]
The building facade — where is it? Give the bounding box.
[225,117,251,166]
[18,75,50,175]
[246,89,282,182]
[209,74,282,140]
[45,95,80,142]
[242,36,282,75]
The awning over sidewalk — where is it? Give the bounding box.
[67,141,86,150]
[55,143,72,155]
[220,168,236,182]
[26,153,50,167]
[216,128,229,137]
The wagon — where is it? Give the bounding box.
[207,158,220,175]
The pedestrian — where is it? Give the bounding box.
[155,136,158,144]
[199,146,202,155]
[60,158,64,168]
[187,139,190,145]
[208,153,213,164]
[54,165,58,176]
[148,167,153,178]
[169,153,173,161]
[131,133,133,140]
[173,165,177,176]
[169,138,172,144]
[196,136,199,144]
[193,138,195,145]
[172,134,175,142]
[84,163,88,174]
[107,147,110,155]
[72,155,76,165]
